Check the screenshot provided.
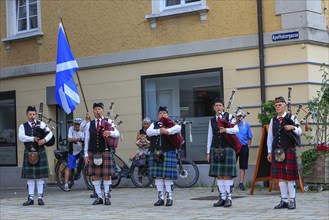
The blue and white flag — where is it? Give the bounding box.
[55,22,80,114]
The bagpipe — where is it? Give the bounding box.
[158,117,186,149]
[99,102,123,150]
[34,102,62,147]
[276,88,312,147]
[217,90,243,154]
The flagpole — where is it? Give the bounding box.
[59,17,89,113]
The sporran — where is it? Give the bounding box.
[274,148,285,162]
[93,153,103,166]
[214,148,226,162]
[28,152,39,165]
[154,149,164,163]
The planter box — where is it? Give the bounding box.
[303,155,329,184]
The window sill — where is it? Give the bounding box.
[2,31,44,49]
[145,5,209,29]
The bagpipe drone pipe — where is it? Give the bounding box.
[35,102,62,147]
[217,90,243,154]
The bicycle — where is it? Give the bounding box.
[110,151,153,188]
[173,149,200,187]
[54,149,93,191]
[87,148,199,189]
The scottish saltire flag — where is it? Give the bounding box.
[55,22,80,114]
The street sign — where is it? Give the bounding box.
[272,31,299,42]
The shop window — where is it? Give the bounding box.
[141,68,223,163]
[0,91,17,166]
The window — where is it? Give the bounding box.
[142,68,223,163]
[146,0,208,29]
[0,91,17,166]
[2,0,43,49]
[165,0,201,8]
[16,0,39,32]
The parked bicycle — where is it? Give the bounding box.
[87,151,153,188]
[54,149,93,191]
[174,149,199,188]
[107,149,199,188]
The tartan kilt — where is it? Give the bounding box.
[87,151,115,177]
[209,147,237,178]
[21,148,50,179]
[149,151,178,180]
[271,146,299,181]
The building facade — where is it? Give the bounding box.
[0,0,328,186]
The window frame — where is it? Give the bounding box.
[2,0,43,49]
[16,0,39,34]
[163,0,202,11]
[0,91,18,167]
[146,0,209,29]
[141,67,223,163]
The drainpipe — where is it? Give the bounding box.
[257,0,266,110]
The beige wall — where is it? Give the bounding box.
[0,0,281,68]
[1,44,326,179]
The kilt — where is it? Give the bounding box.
[271,146,299,181]
[209,147,237,178]
[87,151,115,177]
[21,148,50,179]
[149,151,178,180]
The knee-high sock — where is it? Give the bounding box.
[279,181,288,202]
[36,179,44,198]
[103,180,111,195]
[217,179,226,200]
[92,180,102,198]
[155,179,164,200]
[164,179,174,199]
[27,179,35,198]
[287,181,296,200]
[224,179,233,200]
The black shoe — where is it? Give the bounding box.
[104,193,111,206]
[38,198,45,206]
[224,199,232,208]
[104,197,111,206]
[238,183,246,191]
[154,199,164,206]
[274,200,289,209]
[23,197,34,206]
[165,199,173,206]
[288,200,296,210]
[213,199,226,207]
[92,197,103,205]
[90,192,97,198]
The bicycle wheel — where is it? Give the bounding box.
[174,157,199,188]
[111,165,122,188]
[56,160,69,191]
[130,165,153,187]
[82,165,94,190]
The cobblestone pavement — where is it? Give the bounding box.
[0,186,328,220]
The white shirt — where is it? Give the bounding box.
[18,120,53,143]
[206,114,239,154]
[68,126,84,155]
[84,117,120,157]
[146,121,181,137]
[267,112,302,153]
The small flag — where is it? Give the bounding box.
[55,22,80,114]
